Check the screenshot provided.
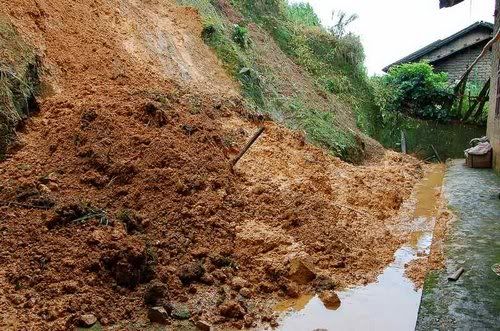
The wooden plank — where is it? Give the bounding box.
[447,267,465,281]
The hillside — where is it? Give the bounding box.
[0,0,423,329]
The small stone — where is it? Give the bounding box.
[319,290,341,310]
[288,257,316,285]
[148,306,169,324]
[195,320,212,331]
[78,314,97,327]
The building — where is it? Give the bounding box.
[440,0,499,172]
[383,21,494,84]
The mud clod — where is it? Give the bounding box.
[144,281,168,306]
[288,257,317,285]
[219,300,245,319]
[178,262,205,285]
[319,290,341,310]
[148,306,169,324]
[101,242,155,288]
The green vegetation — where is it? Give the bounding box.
[0,17,40,160]
[178,0,374,163]
[372,62,488,125]
[372,62,452,121]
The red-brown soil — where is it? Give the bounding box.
[0,0,425,329]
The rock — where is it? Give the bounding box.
[148,306,169,324]
[78,314,97,327]
[144,281,168,306]
[319,290,341,310]
[239,287,252,298]
[231,276,248,290]
[171,305,191,320]
[178,262,205,285]
[219,300,245,319]
[288,257,316,285]
[195,320,212,331]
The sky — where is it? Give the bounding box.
[290,0,496,75]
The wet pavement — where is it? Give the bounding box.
[274,165,445,331]
[416,160,500,330]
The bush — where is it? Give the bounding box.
[374,62,452,121]
[232,24,249,48]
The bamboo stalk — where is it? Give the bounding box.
[230,127,265,168]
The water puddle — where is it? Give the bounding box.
[274,165,445,331]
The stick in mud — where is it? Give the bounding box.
[447,267,465,281]
[231,127,265,168]
[431,145,442,163]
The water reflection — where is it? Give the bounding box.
[275,166,445,331]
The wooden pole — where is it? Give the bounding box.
[231,127,265,168]
[462,79,490,122]
[400,130,407,154]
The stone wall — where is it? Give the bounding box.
[431,41,492,83]
[486,0,500,173]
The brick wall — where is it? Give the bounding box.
[430,41,492,83]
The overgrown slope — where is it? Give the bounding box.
[178,0,380,162]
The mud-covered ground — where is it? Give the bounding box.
[1,0,425,329]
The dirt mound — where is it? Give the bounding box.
[0,0,424,329]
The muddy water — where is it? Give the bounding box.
[274,165,445,331]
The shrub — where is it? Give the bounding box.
[374,62,452,121]
[232,24,249,48]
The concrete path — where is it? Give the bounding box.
[416,160,500,330]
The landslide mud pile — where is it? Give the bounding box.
[0,0,423,329]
